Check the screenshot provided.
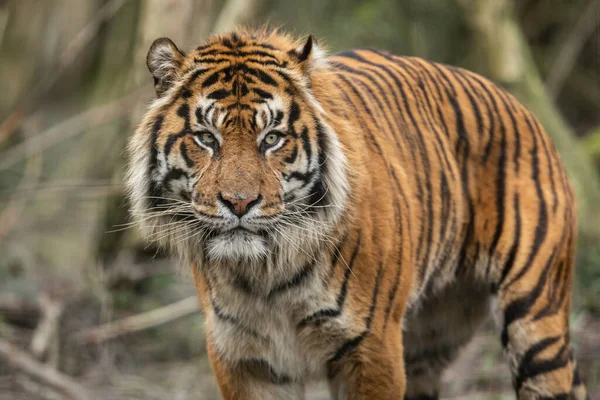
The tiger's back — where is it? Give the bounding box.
[324,49,581,399]
[127,31,586,399]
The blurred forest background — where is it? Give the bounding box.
[0,0,599,399]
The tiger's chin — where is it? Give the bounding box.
[205,229,269,263]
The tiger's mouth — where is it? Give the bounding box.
[222,226,269,239]
[202,224,269,239]
[204,226,270,262]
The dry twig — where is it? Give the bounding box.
[30,294,64,366]
[0,338,91,400]
[74,296,201,345]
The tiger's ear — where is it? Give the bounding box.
[147,38,186,97]
[289,35,325,73]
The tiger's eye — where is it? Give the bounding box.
[264,133,280,146]
[201,132,216,144]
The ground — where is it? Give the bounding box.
[1,267,598,400]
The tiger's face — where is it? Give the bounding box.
[127,32,349,265]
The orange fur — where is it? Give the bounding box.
[127,29,587,400]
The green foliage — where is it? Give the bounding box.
[576,241,600,315]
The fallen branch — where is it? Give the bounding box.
[0,338,91,400]
[74,296,201,345]
[30,294,64,365]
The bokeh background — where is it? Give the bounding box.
[0,0,599,399]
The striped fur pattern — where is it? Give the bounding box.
[126,29,587,399]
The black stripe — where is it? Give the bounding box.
[447,67,484,137]
[365,261,385,328]
[461,73,496,164]
[408,59,457,181]
[251,42,277,50]
[212,303,268,341]
[383,194,403,332]
[329,233,348,277]
[204,275,268,341]
[309,120,330,209]
[284,145,298,164]
[515,336,569,392]
[284,170,315,183]
[252,87,273,99]
[327,261,385,378]
[299,126,312,165]
[502,121,548,287]
[244,67,278,87]
[361,54,429,279]
[207,89,230,100]
[501,247,558,347]
[287,101,300,136]
[147,115,166,209]
[298,233,361,327]
[239,359,293,385]
[331,60,398,144]
[392,59,440,276]
[440,82,475,270]
[231,274,254,294]
[327,335,366,371]
[475,80,508,272]
[202,70,221,88]
[498,193,522,283]
[267,260,315,299]
[179,141,194,168]
[148,115,164,173]
[185,68,210,86]
[334,81,385,165]
[164,103,191,158]
[528,114,558,214]
[532,260,567,321]
[502,93,521,173]
[162,167,188,189]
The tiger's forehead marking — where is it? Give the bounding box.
[193,92,287,134]
[182,39,297,134]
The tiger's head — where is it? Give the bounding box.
[126,30,349,268]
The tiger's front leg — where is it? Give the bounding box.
[206,338,305,400]
[327,327,406,400]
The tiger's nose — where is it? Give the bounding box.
[218,193,261,217]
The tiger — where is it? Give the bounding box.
[126,28,588,400]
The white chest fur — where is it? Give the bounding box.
[205,257,347,381]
